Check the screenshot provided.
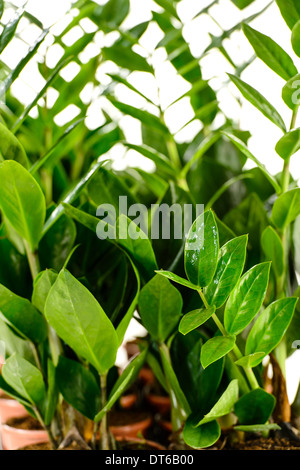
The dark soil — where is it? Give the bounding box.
[5,415,44,431]
[228,437,300,450]
[109,410,151,427]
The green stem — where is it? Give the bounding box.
[99,372,110,450]
[34,406,58,450]
[198,289,259,390]
[24,240,40,281]
[159,343,185,433]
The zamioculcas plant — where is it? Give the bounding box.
[156,210,297,448]
[222,0,300,427]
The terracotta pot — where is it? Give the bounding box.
[0,397,28,424]
[110,412,152,438]
[138,367,155,386]
[119,393,138,410]
[146,394,171,415]
[1,423,49,450]
[115,436,166,450]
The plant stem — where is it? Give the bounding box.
[99,372,110,450]
[24,240,40,280]
[34,406,58,450]
[198,289,260,390]
[160,342,186,433]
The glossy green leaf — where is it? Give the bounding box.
[32,269,58,314]
[0,10,23,54]
[43,160,104,235]
[197,379,239,425]
[139,274,182,343]
[102,45,152,72]
[0,318,34,363]
[205,235,248,308]
[0,283,47,344]
[201,335,236,369]
[183,416,220,449]
[97,0,129,25]
[282,73,300,111]
[246,297,298,361]
[271,189,300,229]
[179,306,216,335]
[231,0,255,9]
[123,143,177,177]
[261,226,284,277]
[56,356,100,420]
[45,269,118,374]
[235,352,266,368]
[228,74,286,132]
[243,23,297,80]
[234,388,276,425]
[276,128,300,160]
[0,161,46,251]
[276,0,300,30]
[0,122,29,168]
[155,270,199,290]
[2,354,46,406]
[224,262,271,335]
[94,349,147,422]
[221,132,281,194]
[107,96,169,135]
[292,20,300,57]
[184,210,219,288]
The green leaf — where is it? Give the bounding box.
[184,210,219,288]
[0,161,46,251]
[243,23,297,80]
[275,128,300,160]
[234,423,281,432]
[234,388,276,425]
[97,0,129,25]
[0,122,29,168]
[56,356,100,420]
[0,283,47,344]
[201,335,236,369]
[205,235,248,309]
[228,74,286,132]
[224,262,271,335]
[107,96,169,135]
[179,306,216,335]
[282,73,300,111]
[45,269,118,374]
[183,416,220,449]
[0,317,34,363]
[123,143,177,177]
[261,226,284,277]
[43,160,104,235]
[276,0,300,30]
[139,274,182,343]
[246,297,298,361]
[221,132,281,194]
[94,349,147,422]
[102,45,152,72]
[2,354,46,407]
[197,379,239,425]
[231,0,255,9]
[292,20,300,57]
[32,269,58,314]
[155,270,199,290]
[0,10,23,54]
[271,189,300,229]
[235,352,266,368]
